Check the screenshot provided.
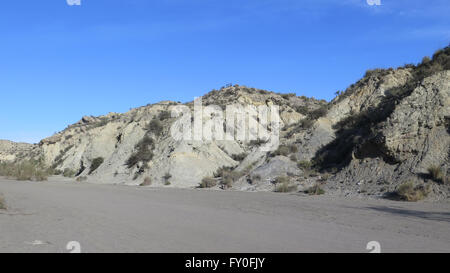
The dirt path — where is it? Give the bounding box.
[0,178,449,253]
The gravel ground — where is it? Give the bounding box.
[0,178,449,253]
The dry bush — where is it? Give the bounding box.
[163,172,172,185]
[272,144,298,157]
[231,153,247,162]
[89,157,104,174]
[395,182,430,202]
[76,176,88,182]
[297,160,312,170]
[158,110,171,121]
[63,168,76,178]
[427,165,444,183]
[0,195,6,210]
[0,160,51,181]
[304,184,325,195]
[147,118,164,136]
[275,182,297,192]
[199,177,217,188]
[274,176,290,184]
[126,136,155,169]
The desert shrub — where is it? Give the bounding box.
[231,153,247,162]
[364,68,385,78]
[274,181,297,193]
[126,136,155,168]
[163,172,172,185]
[300,118,315,129]
[281,93,296,99]
[274,176,290,184]
[0,195,6,210]
[308,106,328,120]
[272,145,297,157]
[427,165,444,183]
[89,157,104,174]
[214,166,242,188]
[140,177,152,186]
[422,56,431,64]
[395,182,431,202]
[158,110,171,121]
[272,146,286,156]
[199,177,217,188]
[214,166,234,177]
[220,177,233,189]
[63,168,76,178]
[319,173,331,182]
[223,170,242,182]
[251,174,261,182]
[305,184,325,195]
[249,139,269,146]
[147,118,163,136]
[297,160,312,170]
[76,176,87,182]
[296,105,309,115]
[0,160,51,181]
[289,154,298,162]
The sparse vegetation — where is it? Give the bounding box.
[76,176,87,182]
[163,172,172,185]
[427,165,444,183]
[251,174,261,183]
[294,104,330,130]
[249,139,269,146]
[274,176,290,184]
[147,118,164,136]
[126,136,155,169]
[231,153,247,162]
[305,184,325,195]
[281,93,296,99]
[52,145,74,169]
[295,105,309,115]
[0,195,6,210]
[274,176,297,193]
[319,173,331,182]
[271,144,298,157]
[89,157,104,174]
[394,181,430,202]
[214,166,242,189]
[158,110,171,121]
[199,177,217,188]
[63,168,76,178]
[0,160,51,181]
[308,106,328,120]
[297,160,312,170]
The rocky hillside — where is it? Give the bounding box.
[0,140,35,162]
[2,47,449,200]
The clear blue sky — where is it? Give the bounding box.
[0,0,449,143]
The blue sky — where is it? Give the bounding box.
[0,0,449,143]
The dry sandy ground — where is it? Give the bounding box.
[0,178,449,253]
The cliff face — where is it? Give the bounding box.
[3,47,449,200]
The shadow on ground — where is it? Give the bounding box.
[364,206,450,222]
